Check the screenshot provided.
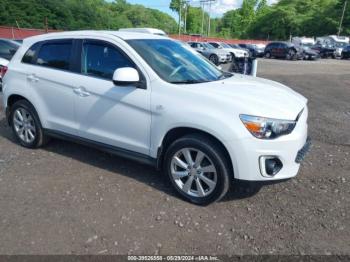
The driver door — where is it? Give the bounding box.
[73,39,152,155]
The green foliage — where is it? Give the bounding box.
[0,0,177,34]
[213,0,350,40]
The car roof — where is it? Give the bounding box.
[22,30,168,45]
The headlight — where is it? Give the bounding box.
[240,114,296,139]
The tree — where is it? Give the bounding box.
[0,0,178,34]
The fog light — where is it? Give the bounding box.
[259,156,283,177]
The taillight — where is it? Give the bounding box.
[0,66,8,78]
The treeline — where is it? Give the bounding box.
[1,0,348,40]
[0,0,178,34]
[213,0,350,40]
[170,0,349,40]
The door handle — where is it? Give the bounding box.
[73,87,90,97]
[26,74,39,82]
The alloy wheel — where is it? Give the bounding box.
[13,108,37,144]
[170,148,217,198]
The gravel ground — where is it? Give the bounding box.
[0,59,349,255]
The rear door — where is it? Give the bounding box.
[23,39,78,134]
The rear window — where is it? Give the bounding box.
[36,41,73,70]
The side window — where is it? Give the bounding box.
[190,43,196,48]
[210,43,219,48]
[36,40,73,70]
[22,43,40,64]
[81,41,135,80]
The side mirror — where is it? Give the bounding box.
[113,67,140,86]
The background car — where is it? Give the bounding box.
[238,43,265,57]
[208,42,248,59]
[264,42,303,60]
[311,43,336,58]
[0,39,21,91]
[341,45,350,59]
[188,42,231,65]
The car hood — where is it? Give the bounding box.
[189,75,307,120]
[223,48,246,54]
[304,48,318,55]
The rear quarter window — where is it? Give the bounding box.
[22,43,41,64]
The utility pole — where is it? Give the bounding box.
[44,17,48,33]
[178,0,182,36]
[184,1,189,34]
[200,1,205,36]
[338,0,347,36]
[200,0,216,37]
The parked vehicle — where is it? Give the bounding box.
[119,28,167,36]
[334,42,348,58]
[292,38,320,60]
[188,42,231,65]
[0,38,21,60]
[238,43,265,57]
[2,31,310,205]
[341,45,350,59]
[302,48,320,60]
[292,37,315,47]
[264,42,303,60]
[208,42,248,58]
[0,39,21,91]
[311,43,336,58]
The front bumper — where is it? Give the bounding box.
[226,108,309,181]
[218,54,232,63]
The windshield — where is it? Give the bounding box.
[127,39,228,84]
[221,43,231,48]
[202,43,214,49]
[0,40,20,60]
[335,42,347,47]
[301,43,313,47]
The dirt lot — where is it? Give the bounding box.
[0,59,349,255]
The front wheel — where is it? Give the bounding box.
[164,134,231,205]
[265,51,271,58]
[209,54,219,65]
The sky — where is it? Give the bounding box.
[126,0,279,19]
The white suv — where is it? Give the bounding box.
[1,31,310,205]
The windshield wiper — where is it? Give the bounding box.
[218,72,233,80]
[170,80,207,84]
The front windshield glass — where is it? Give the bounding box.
[127,39,227,84]
[301,43,313,48]
[221,43,231,48]
[202,43,214,49]
[335,42,347,47]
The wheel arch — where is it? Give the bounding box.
[156,127,234,177]
[6,94,40,126]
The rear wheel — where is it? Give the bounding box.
[209,54,219,65]
[164,134,231,205]
[265,51,271,58]
[10,100,48,148]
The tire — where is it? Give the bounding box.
[265,51,271,58]
[286,50,295,60]
[164,134,231,205]
[209,54,219,65]
[10,100,49,149]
